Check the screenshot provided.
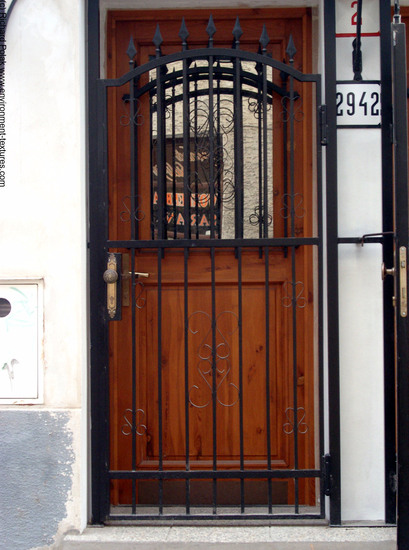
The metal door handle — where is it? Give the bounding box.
[123,271,150,279]
[381,249,407,317]
[381,263,395,280]
[132,272,149,278]
[103,253,119,319]
[103,269,118,284]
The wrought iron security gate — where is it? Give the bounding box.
[91,14,325,522]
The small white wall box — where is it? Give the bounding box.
[0,281,43,403]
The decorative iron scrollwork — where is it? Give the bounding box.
[282,281,307,309]
[247,96,272,118]
[121,408,147,436]
[188,310,239,409]
[280,193,306,220]
[283,406,308,435]
[249,205,272,227]
[281,95,304,123]
[135,281,146,310]
[120,195,145,223]
[120,96,144,127]
[188,96,236,211]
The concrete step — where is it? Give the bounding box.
[61,526,397,550]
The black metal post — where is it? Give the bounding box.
[380,0,397,525]
[393,18,409,549]
[88,0,110,524]
[324,0,342,525]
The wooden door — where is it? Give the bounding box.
[105,8,318,514]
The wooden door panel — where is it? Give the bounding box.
[134,255,292,467]
[107,8,316,509]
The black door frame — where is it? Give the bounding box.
[392,14,409,549]
[323,0,341,526]
[379,0,396,527]
[87,0,111,523]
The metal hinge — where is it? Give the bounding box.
[322,454,332,496]
[319,105,328,146]
[389,471,398,494]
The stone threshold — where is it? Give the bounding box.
[61,525,397,549]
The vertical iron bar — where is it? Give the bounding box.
[292,243,299,513]
[393,20,409,550]
[150,94,155,240]
[156,64,166,240]
[194,78,199,239]
[172,81,177,239]
[91,76,110,523]
[289,71,299,514]
[289,77,295,240]
[89,2,104,520]
[234,57,244,239]
[216,65,222,239]
[131,248,137,514]
[324,0,342,524]
[238,247,244,513]
[211,246,217,513]
[209,56,215,239]
[157,247,163,514]
[184,247,190,513]
[262,62,269,239]
[315,77,326,519]
[281,68,289,245]
[264,245,272,512]
[183,57,191,240]
[283,96,289,249]
[380,2,396,524]
[130,74,138,514]
[129,77,137,241]
[257,72,263,240]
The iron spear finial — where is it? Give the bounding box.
[232,16,243,48]
[179,18,189,50]
[206,14,216,47]
[286,34,297,63]
[126,36,137,66]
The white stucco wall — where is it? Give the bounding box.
[2,0,87,540]
[335,0,384,521]
[0,0,390,542]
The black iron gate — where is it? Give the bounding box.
[90,15,326,522]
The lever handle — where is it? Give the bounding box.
[122,271,149,279]
[130,271,149,278]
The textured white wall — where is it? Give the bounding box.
[335,0,385,521]
[4,0,86,409]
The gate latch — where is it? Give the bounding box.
[381,246,407,318]
[399,246,407,317]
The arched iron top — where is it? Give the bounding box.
[100,47,320,90]
[126,62,296,102]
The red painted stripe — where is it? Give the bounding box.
[336,32,380,38]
